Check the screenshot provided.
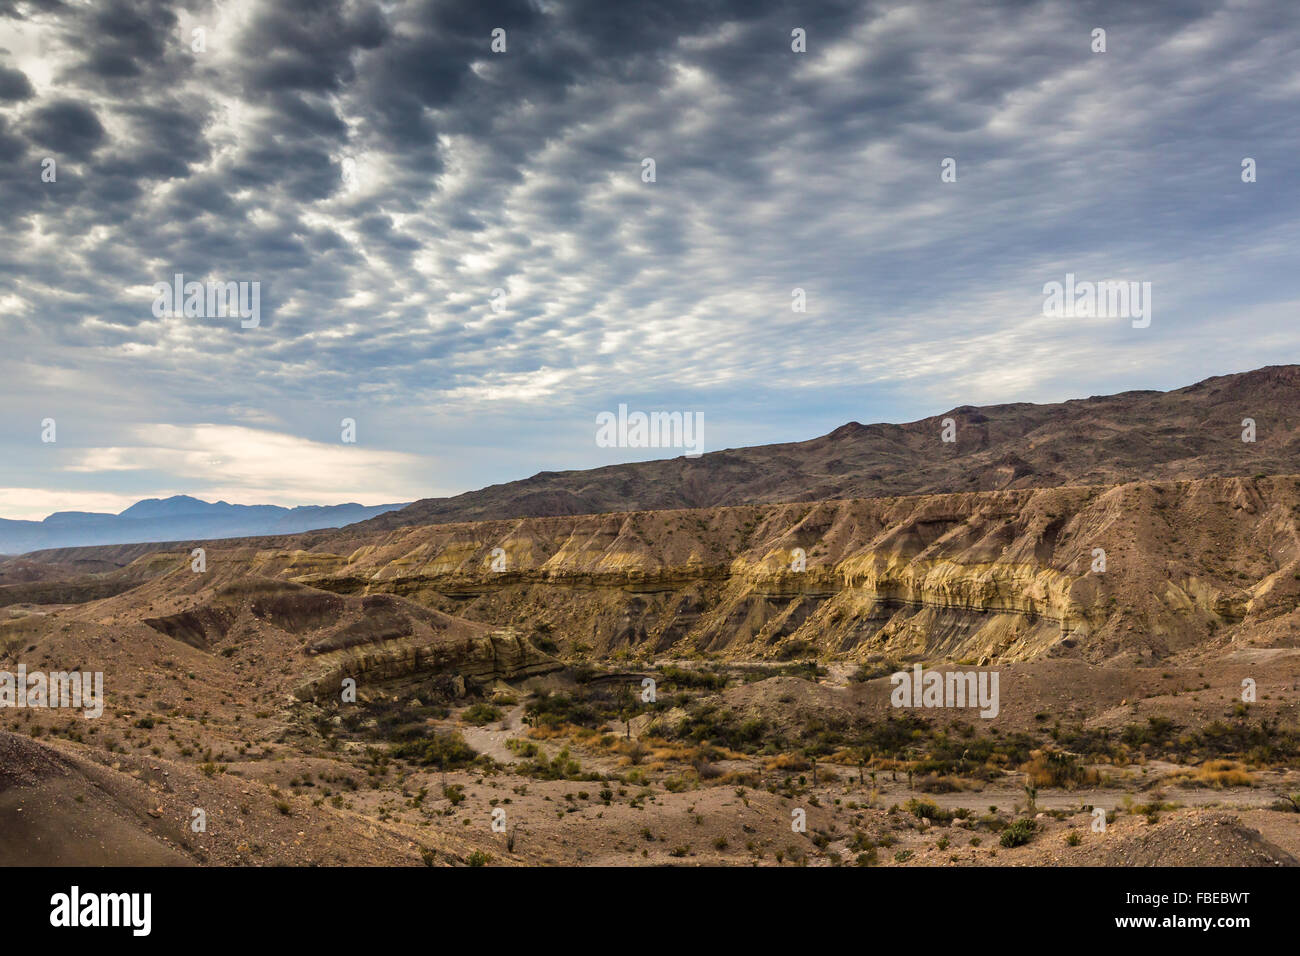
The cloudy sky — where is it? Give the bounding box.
[1,0,1297,519]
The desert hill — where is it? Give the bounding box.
[357,364,1300,531]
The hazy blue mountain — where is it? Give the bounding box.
[0,496,408,555]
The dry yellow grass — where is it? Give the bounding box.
[1160,760,1255,788]
[762,753,811,772]
[1020,749,1100,789]
[526,724,571,740]
[1196,760,1254,788]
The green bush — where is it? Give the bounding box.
[388,731,478,769]
[462,703,502,725]
[1000,818,1037,848]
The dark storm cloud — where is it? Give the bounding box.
[0,63,31,99]
[0,114,22,159]
[24,98,103,156]
[237,0,386,95]
[93,102,209,181]
[81,2,167,77]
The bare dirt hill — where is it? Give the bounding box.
[0,730,191,866]
[0,730,484,866]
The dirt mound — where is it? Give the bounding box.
[0,731,191,866]
[310,599,415,653]
[1070,812,1298,867]
[141,578,343,647]
[238,579,348,633]
[0,558,78,586]
[0,727,78,789]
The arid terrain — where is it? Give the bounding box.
[4,367,1300,867]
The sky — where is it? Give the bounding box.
[1,0,1298,520]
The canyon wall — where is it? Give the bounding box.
[223,476,1300,664]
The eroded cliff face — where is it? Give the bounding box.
[118,578,562,702]
[214,476,1300,664]
[293,627,556,701]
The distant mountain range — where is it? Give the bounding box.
[354,364,1300,532]
[0,496,408,556]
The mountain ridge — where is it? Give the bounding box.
[0,495,409,556]
[352,364,1300,532]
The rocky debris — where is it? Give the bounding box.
[1027,812,1300,868]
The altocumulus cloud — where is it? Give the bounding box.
[1,0,1299,516]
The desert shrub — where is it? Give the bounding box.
[1270,793,1300,813]
[659,665,727,690]
[674,703,772,752]
[849,660,904,682]
[388,731,478,769]
[1021,749,1100,789]
[526,691,602,728]
[506,738,539,758]
[847,831,874,852]
[462,702,502,725]
[352,696,451,740]
[776,640,814,661]
[516,746,597,781]
[999,819,1037,848]
[904,798,953,824]
[916,774,965,793]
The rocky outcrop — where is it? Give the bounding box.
[252,476,1300,664]
[294,627,560,701]
[129,577,561,702]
